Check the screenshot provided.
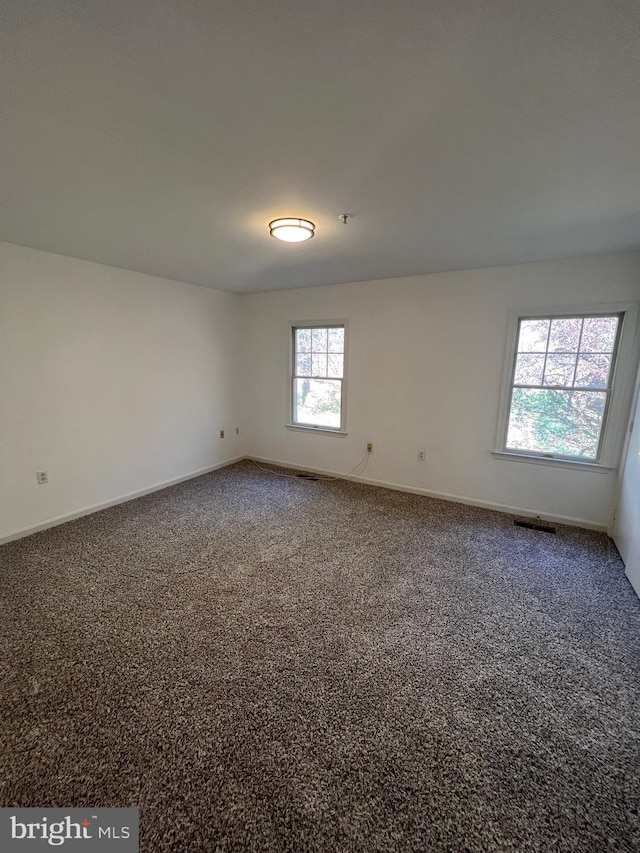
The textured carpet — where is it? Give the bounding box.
[1,460,639,852]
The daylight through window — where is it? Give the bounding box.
[292,325,345,430]
[505,314,622,461]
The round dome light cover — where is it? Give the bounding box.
[269,218,315,242]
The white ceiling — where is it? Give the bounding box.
[1,0,639,293]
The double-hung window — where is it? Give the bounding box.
[502,313,624,462]
[291,324,345,431]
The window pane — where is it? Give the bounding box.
[580,317,618,353]
[518,319,549,352]
[507,388,606,459]
[328,328,344,352]
[295,353,311,377]
[327,353,344,378]
[311,328,328,351]
[294,378,342,429]
[548,318,581,353]
[543,354,576,387]
[575,353,612,389]
[514,353,545,386]
[311,353,327,377]
[296,328,311,353]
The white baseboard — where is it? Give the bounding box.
[2,453,608,545]
[0,456,245,545]
[249,455,608,533]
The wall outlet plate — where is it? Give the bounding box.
[220,430,225,439]
[36,471,48,484]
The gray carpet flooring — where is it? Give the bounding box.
[1,460,639,852]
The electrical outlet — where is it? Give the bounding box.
[235,427,239,435]
[417,449,425,461]
[219,430,225,439]
[367,442,373,453]
[36,471,48,484]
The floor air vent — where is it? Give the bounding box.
[514,519,557,534]
[296,473,319,481]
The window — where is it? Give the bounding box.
[502,313,623,462]
[291,324,345,430]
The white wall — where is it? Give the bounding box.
[242,252,640,530]
[0,242,244,541]
[3,245,638,541]
[613,359,640,597]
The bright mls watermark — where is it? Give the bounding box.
[0,809,138,850]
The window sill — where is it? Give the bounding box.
[285,424,348,436]
[492,450,614,473]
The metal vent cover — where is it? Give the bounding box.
[514,519,557,534]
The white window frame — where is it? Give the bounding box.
[286,321,349,435]
[494,303,639,471]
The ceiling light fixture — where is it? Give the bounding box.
[269,217,315,243]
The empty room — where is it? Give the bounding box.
[1,1,640,851]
